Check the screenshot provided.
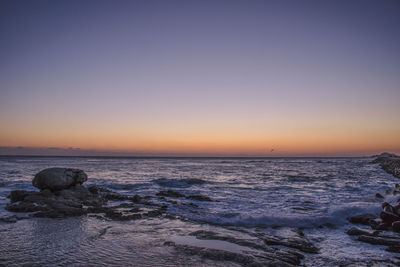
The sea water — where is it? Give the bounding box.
[0,157,398,266]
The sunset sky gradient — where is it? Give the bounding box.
[1,0,399,156]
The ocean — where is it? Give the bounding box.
[0,156,398,266]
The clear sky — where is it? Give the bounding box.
[1,0,399,156]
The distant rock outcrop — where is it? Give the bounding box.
[371,153,400,179]
[32,168,88,190]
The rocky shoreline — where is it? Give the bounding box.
[348,153,400,253]
[2,167,319,266]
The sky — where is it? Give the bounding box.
[0,0,399,157]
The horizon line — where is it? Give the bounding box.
[0,154,375,159]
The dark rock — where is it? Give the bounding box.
[166,230,305,267]
[375,193,384,199]
[57,184,92,201]
[5,202,48,213]
[165,241,296,267]
[382,202,394,212]
[32,168,88,190]
[185,195,212,201]
[347,227,377,236]
[8,190,30,202]
[87,206,110,213]
[348,214,377,225]
[156,190,185,198]
[380,211,400,224]
[358,235,400,246]
[371,154,400,178]
[376,222,391,231]
[256,232,318,254]
[24,192,52,204]
[87,185,99,194]
[189,230,304,265]
[393,221,400,233]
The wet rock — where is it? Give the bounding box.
[262,235,318,254]
[23,192,53,204]
[382,202,395,213]
[156,190,185,198]
[165,241,296,267]
[348,214,377,225]
[57,184,92,201]
[393,221,400,233]
[189,230,303,265]
[87,185,112,195]
[5,201,48,213]
[8,190,30,202]
[380,211,400,224]
[358,235,400,246]
[375,193,384,199]
[185,195,212,201]
[369,218,382,229]
[375,222,391,231]
[32,168,88,190]
[347,227,377,236]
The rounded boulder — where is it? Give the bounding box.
[32,168,88,191]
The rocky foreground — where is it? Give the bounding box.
[348,153,400,253]
[2,167,319,266]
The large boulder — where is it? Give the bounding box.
[32,168,88,191]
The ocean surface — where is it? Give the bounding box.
[0,156,399,266]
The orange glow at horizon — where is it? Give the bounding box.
[1,115,399,156]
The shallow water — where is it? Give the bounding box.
[0,156,399,266]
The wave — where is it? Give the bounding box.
[199,202,382,229]
[153,178,208,188]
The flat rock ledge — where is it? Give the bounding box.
[165,229,317,266]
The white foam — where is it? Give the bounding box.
[199,202,382,228]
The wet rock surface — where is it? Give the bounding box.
[347,153,400,253]
[164,228,318,266]
[348,214,377,225]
